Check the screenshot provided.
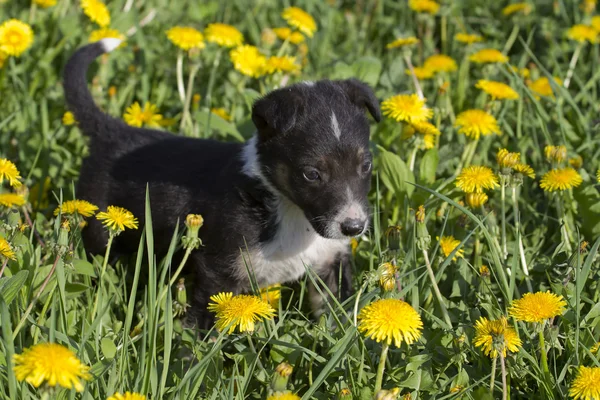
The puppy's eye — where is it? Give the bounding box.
[303,169,321,182]
[361,160,372,174]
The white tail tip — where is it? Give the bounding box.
[99,38,123,53]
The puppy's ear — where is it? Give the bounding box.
[338,78,381,122]
[252,89,304,142]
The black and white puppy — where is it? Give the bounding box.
[63,38,381,329]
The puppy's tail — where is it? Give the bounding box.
[63,39,124,138]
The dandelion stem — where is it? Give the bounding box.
[408,146,419,172]
[500,352,508,400]
[246,334,265,372]
[13,253,61,339]
[422,249,452,329]
[179,62,202,135]
[503,25,520,54]
[91,233,115,318]
[353,280,369,326]
[157,245,194,305]
[0,258,8,280]
[555,195,573,253]
[501,176,508,260]
[204,49,223,138]
[512,186,533,292]
[374,342,389,393]
[564,43,584,89]
[539,329,550,377]
[176,52,186,104]
[490,355,497,395]
[404,54,424,100]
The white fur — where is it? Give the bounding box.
[330,111,341,140]
[302,80,315,86]
[239,136,348,285]
[326,187,367,238]
[99,38,123,53]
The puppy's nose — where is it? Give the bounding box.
[340,218,365,237]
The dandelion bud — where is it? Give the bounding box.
[183,214,203,250]
[415,206,430,251]
[569,155,583,169]
[385,225,402,252]
[108,86,117,98]
[479,265,490,278]
[496,148,520,174]
[544,145,567,164]
[173,278,189,317]
[580,241,589,254]
[63,111,76,126]
[378,262,397,292]
[337,388,352,400]
[374,387,400,400]
[261,28,277,46]
[465,193,488,209]
[351,237,359,257]
[58,219,70,246]
[271,362,293,392]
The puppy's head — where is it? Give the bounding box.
[250,79,381,240]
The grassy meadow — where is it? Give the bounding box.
[1,0,600,399]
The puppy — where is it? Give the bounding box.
[63,38,381,329]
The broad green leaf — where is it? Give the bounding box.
[377,145,415,198]
[419,148,439,184]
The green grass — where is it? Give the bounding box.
[1,0,600,399]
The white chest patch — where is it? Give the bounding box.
[236,198,348,286]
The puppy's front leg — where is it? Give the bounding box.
[308,251,353,318]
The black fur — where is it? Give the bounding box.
[63,42,380,329]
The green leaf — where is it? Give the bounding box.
[194,110,244,142]
[419,148,439,184]
[101,338,117,359]
[72,259,96,277]
[0,271,28,306]
[377,145,415,198]
[65,283,89,297]
[350,57,383,87]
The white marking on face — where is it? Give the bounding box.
[325,186,368,238]
[331,111,341,140]
[238,135,349,286]
[302,80,315,86]
[99,38,123,53]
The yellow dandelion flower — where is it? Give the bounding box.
[387,37,420,49]
[0,193,26,208]
[455,33,484,44]
[540,168,582,192]
[0,159,22,188]
[479,265,490,277]
[510,65,531,78]
[509,291,567,323]
[63,111,76,126]
[96,205,139,232]
[424,54,457,73]
[13,343,91,392]
[259,284,281,308]
[123,102,163,128]
[204,23,243,47]
[208,292,275,333]
[54,199,98,217]
[411,120,441,136]
[465,192,489,208]
[230,45,266,78]
[358,298,423,347]
[502,3,533,16]
[592,16,600,32]
[570,366,600,400]
[473,317,522,358]
[597,169,600,183]
[512,163,535,178]
[381,94,432,124]
[450,385,464,393]
[0,238,16,260]
[34,0,57,7]
[80,0,110,27]
[282,7,317,37]
[454,109,501,140]
[528,77,562,99]
[211,107,232,121]
[405,66,434,80]
[89,28,125,44]
[264,55,300,74]
[569,155,583,169]
[107,392,146,400]
[497,148,521,169]
[456,165,500,193]
[567,24,598,43]
[0,19,34,57]
[438,236,465,260]
[545,145,567,163]
[272,27,305,44]
[166,26,205,51]
[476,80,519,100]
[267,393,301,400]
[409,0,440,14]
[469,48,509,64]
